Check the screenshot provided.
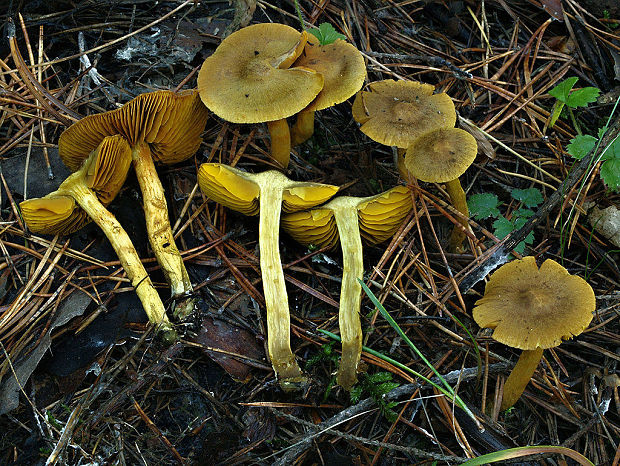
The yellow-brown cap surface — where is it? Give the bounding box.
[352,80,456,148]
[293,38,366,112]
[473,256,596,350]
[59,90,208,171]
[197,23,324,123]
[404,128,477,183]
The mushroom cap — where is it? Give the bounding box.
[197,163,339,216]
[197,23,324,124]
[59,90,208,171]
[404,128,477,183]
[473,256,596,350]
[292,38,366,112]
[282,186,412,248]
[21,135,132,235]
[352,80,456,148]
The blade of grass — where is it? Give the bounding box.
[461,445,593,465]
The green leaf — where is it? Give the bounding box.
[566,87,600,108]
[599,138,620,162]
[601,158,620,191]
[368,371,393,384]
[514,208,535,219]
[468,193,500,220]
[548,100,564,128]
[548,77,578,104]
[309,23,346,45]
[350,385,363,403]
[567,134,597,160]
[492,216,514,239]
[377,382,400,395]
[511,188,543,208]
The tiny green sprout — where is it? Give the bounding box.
[548,77,600,131]
[309,23,347,45]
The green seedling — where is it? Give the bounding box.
[548,77,600,132]
[350,372,400,421]
[568,130,620,191]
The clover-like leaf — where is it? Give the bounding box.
[309,22,347,45]
[511,188,543,208]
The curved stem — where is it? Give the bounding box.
[69,182,171,331]
[396,147,408,179]
[267,119,291,168]
[290,109,315,147]
[445,178,469,253]
[132,142,193,304]
[258,184,305,389]
[332,207,363,390]
[500,347,544,411]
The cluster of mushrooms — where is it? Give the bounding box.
[18,22,596,405]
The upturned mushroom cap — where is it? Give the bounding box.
[292,38,366,112]
[21,135,132,235]
[404,128,477,183]
[352,80,456,148]
[197,23,324,124]
[282,186,412,247]
[473,256,596,350]
[59,90,208,171]
[197,163,338,213]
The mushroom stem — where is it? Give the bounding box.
[290,108,315,147]
[267,119,291,168]
[67,181,171,330]
[396,148,408,179]
[500,347,544,411]
[444,178,469,253]
[131,142,194,304]
[258,183,305,389]
[332,205,363,390]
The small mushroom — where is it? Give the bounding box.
[197,23,324,168]
[289,37,366,146]
[20,135,171,331]
[404,127,477,252]
[282,186,413,389]
[58,90,208,315]
[473,256,595,410]
[197,163,338,389]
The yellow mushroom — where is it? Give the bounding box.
[197,163,338,390]
[289,37,366,146]
[473,256,595,410]
[58,90,208,316]
[21,135,171,332]
[197,23,324,168]
[282,186,413,389]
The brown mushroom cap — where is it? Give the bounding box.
[59,90,208,171]
[292,38,366,112]
[21,135,132,235]
[197,23,324,124]
[473,256,596,350]
[352,80,456,148]
[404,128,477,183]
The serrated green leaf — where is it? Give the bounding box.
[492,216,514,239]
[309,22,346,45]
[548,77,578,104]
[566,86,601,108]
[514,208,535,219]
[567,134,597,160]
[600,138,620,162]
[600,158,620,191]
[511,188,543,208]
[468,193,500,220]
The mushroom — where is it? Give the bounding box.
[404,127,477,252]
[197,163,338,389]
[472,256,595,410]
[197,23,324,168]
[58,90,208,315]
[282,186,413,389]
[20,135,171,331]
[351,79,456,150]
[289,37,366,146]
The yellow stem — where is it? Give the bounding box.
[267,119,291,168]
[68,182,171,331]
[290,109,315,147]
[131,142,193,304]
[445,178,469,253]
[332,205,363,390]
[258,184,305,390]
[500,347,544,411]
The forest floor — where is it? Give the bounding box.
[0,0,619,464]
